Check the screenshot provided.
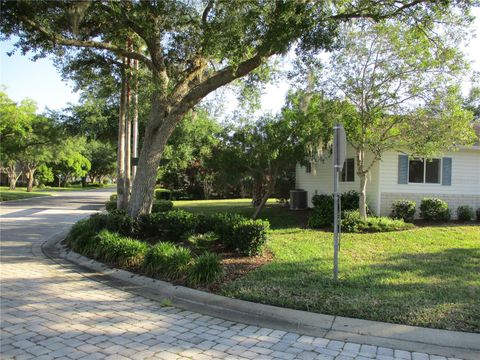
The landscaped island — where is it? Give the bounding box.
[65,194,480,333]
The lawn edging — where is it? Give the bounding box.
[41,228,480,360]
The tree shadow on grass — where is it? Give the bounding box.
[221,247,480,332]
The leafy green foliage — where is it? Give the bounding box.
[456,205,474,222]
[391,200,416,222]
[154,189,172,200]
[187,252,223,287]
[93,230,148,268]
[151,200,173,213]
[143,242,193,280]
[308,191,361,228]
[341,210,413,233]
[187,232,219,251]
[420,198,451,221]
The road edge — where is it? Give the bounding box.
[40,230,480,360]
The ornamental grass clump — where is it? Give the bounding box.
[142,242,193,280]
[93,230,148,268]
[187,252,223,287]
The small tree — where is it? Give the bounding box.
[320,20,476,218]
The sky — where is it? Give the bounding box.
[1,7,480,115]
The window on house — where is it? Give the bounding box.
[408,158,441,184]
[341,158,355,182]
[305,162,312,174]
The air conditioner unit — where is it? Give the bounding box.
[290,189,307,210]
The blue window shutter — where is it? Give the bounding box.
[442,157,452,186]
[398,155,408,184]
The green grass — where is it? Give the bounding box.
[174,198,480,332]
[0,184,114,202]
[0,187,50,202]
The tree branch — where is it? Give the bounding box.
[19,15,154,71]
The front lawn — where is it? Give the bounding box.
[0,187,50,202]
[0,184,114,202]
[175,199,480,332]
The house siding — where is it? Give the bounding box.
[295,145,381,214]
[378,149,480,218]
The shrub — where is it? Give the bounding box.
[66,218,99,256]
[363,216,414,233]
[340,210,414,233]
[187,252,223,286]
[308,194,334,228]
[102,178,110,185]
[142,242,193,280]
[341,210,365,233]
[391,200,416,222]
[110,193,117,201]
[104,213,138,236]
[420,198,450,221]
[456,205,474,222]
[229,219,270,256]
[154,188,172,200]
[105,200,117,212]
[151,199,173,213]
[196,213,221,234]
[308,192,364,228]
[341,190,361,212]
[477,208,480,222]
[212,213,245,241]
[137,210,198,241]
[188,232,218,250]
[94,230,148,268]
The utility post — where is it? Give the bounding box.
[333,123,346,282]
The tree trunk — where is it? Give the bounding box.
[356,148,368,219]
[127,96,185,217]
[6,163,21,190]
[117,58,127,210]
[125,47,132,204]
[252,174,276,219]
[132,58,139,180]
[26,169,35,192]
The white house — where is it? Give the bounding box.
[295,143,480,219]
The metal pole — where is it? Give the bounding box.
[333,167,339,282]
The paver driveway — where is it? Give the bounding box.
[0,190,463,360]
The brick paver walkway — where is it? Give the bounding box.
[0,190,462,360]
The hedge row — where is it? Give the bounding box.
[392,198,478,222]
[138,210,270,256]
[67,227,223,286]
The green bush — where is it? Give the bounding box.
[308,194,334,228]
[188,232,219,250]
[477,208,480,222]
[105,200,117,212]
[363,216,414,233]
[341,210,413,233]
[391,200,416,222]
[196,213,222,234]
[110,193,117,201]
[66,218,99,256]
[151,199,173,213]
[230,219,270,256]
[137,210,198,241]
[420,198,450,221]
[102,178,110,185]
[154,188,172,200]
[187,252,223,286]
[94,230,148,268]
[341,190,361,212]
[142,242,193,280]
[457,205,474,222]
[341,210,365,233]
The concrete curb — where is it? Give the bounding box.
[41,231,480,360]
